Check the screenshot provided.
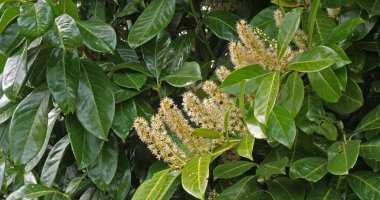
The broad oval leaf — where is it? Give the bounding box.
[156,170,181,200]
[308,67,342,102]
[236,133,255,160]
[203,11,239,41]
[307,187,340,200]
[17,0,54,38]
[254,72,280,125]
[289,157,328,182]
[280,72,304,117]
[131,169,170,200]
[6,184,63,200]
[44,14,83,49]
[0,6,20,33]
[355,103,380,133]
[288,46,344,72]
[249,6,277,30]
[257,157,289,179]
[267,104,297,148]
[325,79,363,114]
[326,18,365,44]
[313,11,336,45]
[267,177,305,200]
[163,62,202,87]
[46,48,80,114]
[213,161,255,180]
[113,72,147,90]
[77,61,115,140]
[112,100,137,142]
[9,85,50,164]
[182,155,211,199]
[347,171,380,200]
[0,95,18,124]
[127,0,175,48]
[77,21,116,54]
[216,176,264,200]
[66,115,104,168]
[360,136,380,161]
[0,22,24,55]
[327,140,361,175]
[164,33,193,73]
[40,135,70,187]
[277,8,301,59]
[356,0,380,18]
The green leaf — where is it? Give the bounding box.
[113,72,147,90]
[267,177,305,200]
[112,100,137,142]
[87,137,119,190]
[326,18,365,44]
[213,161,255,180]
[315,121,338,141]
[0,6,20,33]
[9,85,49,164]
[236,133,255,160]
[182,155,211,199]
[0,95,18,124]
[347,171,380,200]
[108,152,132,200]
[280,72,304,117]
[40,135,70,187]
[164,33,193,73]
[365,159,380,173]
[131,169,170,200]
[66,115,104,168]
[308,67,342,102]
[325,79,363,114]
[17,0,54,38]
[307,187,340,200]
[115,61,151,76]
[192,128,220,139]
[2,42,28,100]
[0,22,24,55]
[257,156,289,179]
[355,104,380,133]
[0,157,5,189]
[250,6,277,30]
[288,46,343,72]
[44,14,83,49]
[216,176,263,200]
[254,72,280,124]
[267,105,297,148]
[360,136,380,161]
[141,31,171,79]
[76,21,116,54]
[289,157,328,182]
[313,11,336,45]
[65,174,90,196]
[307,0,320,47]
[57,0,80,20]
[356,0,380,17]
[277,8,302,59]
[77,61,115,140]
[163,61,202,87]
[156,170,181,200]
[203,11,239,41]
[327,140,361,175]
[127,0,175,48]
[6,184,63,200]
[46,48,80,114]
[220,64,269,94]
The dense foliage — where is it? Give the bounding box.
[0,0,380,199]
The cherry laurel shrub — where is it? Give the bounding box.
[0,0,380,199]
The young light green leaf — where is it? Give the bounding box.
[213,161,255,180]
[236,133,255,160]
[113,72,147,90]
[277,8,302,59]
[360,136,380,161]
[163,62,202,87]
[0,6,20,33]
[182,155,211,199]
[355,103,380,133]
[308,67,342,102]
[203,11,239,41]
[280,72,304,117]
[289,157,328,182]
[267,177,305,200]
[327,140,361,175]
[347,171,380,200]
[325,79,363,114]
[128,0,175,48]
[6,184,64,200]
[326,18,365,44]
[192,128,221,139]
[76,21,116,54]
[132,169,170,200]
[267,105,297,148]
[112,100,137,143]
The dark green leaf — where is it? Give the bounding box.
[365,159,380,172]
[213,161,255,180]
[355,104,380,133]
[216,176,263,200]
[327,140,361,175]
[163,61,202,87]
[313,11,336,45]
[6,184,63,200]
[308,67,342,102]
[267,177,305,200]
[277,8,301,59]
[325,79,363,114]
[236,134,255,160]
[76,21,116,54]
[112,100,137,142]
[257,157,289,179]
[360,136,380,161]
[289,157,328,182]
[315,121,338,141]
[280,72,304,117]
[347,171,380,200]
[182,155,211,199]
[267,105,297,148]
[128,0,175,48]
[295,93,321,134]
[164,33,193,73]
[77,61,115,140]
[0,6,20,33]
[113,72,147,90]
[203,11,239,41]
[0,95,18,124]
[307,187,340,200]
[108,152,132,200]
[356,0,380,17]
[326,18,364,44]
[65,174,90,196]
[57,0,80,20]
[115,62,151,76]
[0,22,24,55]
[250,6,277,30]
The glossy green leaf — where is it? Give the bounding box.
[315,121,338,141]
[203,11,239,41]
[257,157,289,179]
[267,105,297,148]
[289,157,328,182]
[295,94,322,135]
[113,72,147,90]
[313,11,336,45]
[325,79,363,114]
[76,61,115,140]
[356,0,380,17]
[307,0,320,47]
[65,174,90,196]
[213,161,255,180]
[277,8,301,59]
[57,0,80,20]
[132,169,170,200]
[112,100,137,142]
[128,0,175,48]
[9,85,49,164]
[87,137,119,190]
[308,67,342,102]
[40,135,70,187]
[115,62,151,76]
[249,6,277,30]
[267,177,305,200]
[0,95,18,124]
[76,21,116,54]
[307,187,340,200]
[327,140,361,175]
[66,115,104,168]
[0,6,20,33]
[288,46,343,72]
[164,33,193,73]
[6,184,63,200]
[46,48,80,114]
[326,18,364,44]
[347,171,380,200]
[182,155,211,199]
[108,152,132,200]
[236,133,255,160]
[216,176,263,200]
[254,72,280,124]
[44,14,83,49]
[365,158,380,172]
[280,72,304,117]
[163,61,202,87]
[0,22,24,55]
[360,136,380,161]
[355,103,380,133]
[156,170,181,200]
[17,0,54,38]
[192,128,220,139]
[2,42,28,100]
